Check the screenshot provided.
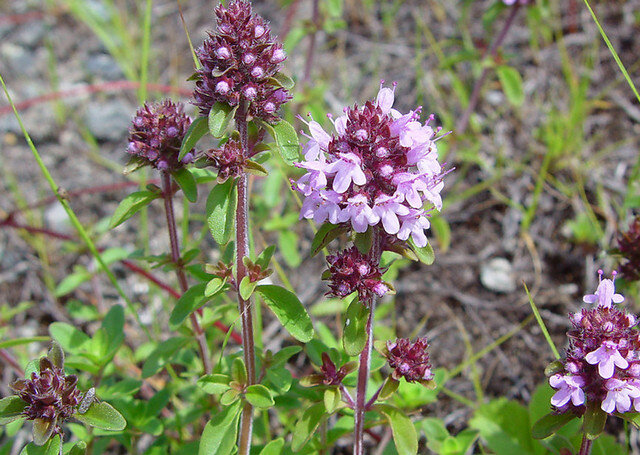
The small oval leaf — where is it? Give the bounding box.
[208,102,238,138]
[255,285,314,342]
[179,116,208,161]
[73,401,126,431]
[245,384,275,409]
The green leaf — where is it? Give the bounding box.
[408,238,435,265]
[101,304,124,360]
[259,438,285,455]
[199,401,241,455]
[245,384,274,408]
[584,401,607,440]
[378,377,400,401]
[47,342,64,369]
[244,160,269,177]
[197,374,231,395]
[205,277,226,297]
[206,179,237,245]
[291,402,327,452]
[32,418,56,446]
[179,116,208,161]
[73,401,126,431]
[255,245,276,270]
[262,119,300,164]
[109,190,160,229]
[231,358,248,385]
[208,102,238,138]
[343,299,369,356]
[430,214,451,252]
[239,276,257,300]
[172,168,198,203]
[323,388,342,414]
[270,72,295,90]
[374,404,418,455]
[496,65,524,107]
[0,396,26,425]
[21,434,60,454]
[531,412,577,439]
[54,268,91,297]
[67,441,87,455]
[142,337,191,378]
[311,223,347,256]
[49,322,89,354]
[122,156,147,175]
[278,230,301,267]
[0,336,49,351]
[169,283,208,329]
[255,285,314,342]
[354,229,372,254]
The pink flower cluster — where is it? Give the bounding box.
[127,100,194,171]
[193,0,290,123]
[550,271,640,415]
[385,337,434,383]
[293,83,446,248]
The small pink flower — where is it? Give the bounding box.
[397,209,430,247]
[549,374,585,407]
[372,194,410,235]
[583,270,624,308]
[585,340,629,379]
[325,153,367,193]
[602,378,640,413]
[338,193,379,233]
[300,190,342,225]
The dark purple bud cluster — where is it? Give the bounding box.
[617,217,640,281]
[10,357,82,433]
[193,0,290,123]
[204,140,246,182]
[549,271,640,415]
[319,353,351,386]
[127,100,194,171]
[324,246,389,303]
[385,337,433,383]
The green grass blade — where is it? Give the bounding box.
[0,73,151,341]
[138,0,153,102]
[524,283,560,360]
[582,0,640,104]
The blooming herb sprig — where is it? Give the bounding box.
[193,0,290,123]
[294,82,446,248]
[534,271,640,447]
[0,343,125,448]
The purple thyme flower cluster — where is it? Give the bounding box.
[10,357,82,432]
[385,337,434,383]
[550,271,640,415]
[502,0,531,5]
[127,100,194,171]
[324,246,389,302]
[293,82,446,248]
[193,0,290,122]
[617,217,640,281]
[204,139,246,182]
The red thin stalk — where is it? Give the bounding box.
[0,10,44,26]
[0,218,243,344]
[353,228,383,455]
[160,171,212,375]
[0,349,24,376]
[0,81,191,117]
[236,107,257,455]
[456,4,521,134]
[302,0,320,84]
[578,434,593,455]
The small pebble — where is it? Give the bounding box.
[480,257,516,293]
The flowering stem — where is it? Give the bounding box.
[456,4,521,134]
[353,228,383,455]
[578,434,593,455]
[160,171,212,375]
[235,107,257,455]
